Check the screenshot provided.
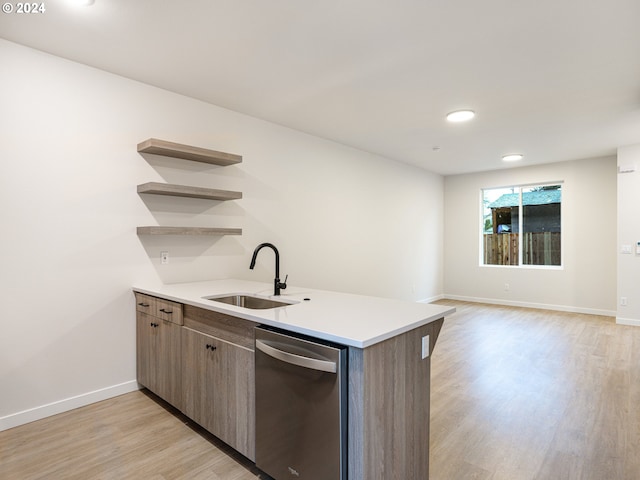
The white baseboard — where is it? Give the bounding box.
[616,316,640,327]
[417,293,445,304]
[0,380,140,432]
[442,294,617,317]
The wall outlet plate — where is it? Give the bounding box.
[422,335,430,359]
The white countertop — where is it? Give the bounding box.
[133,279,455,348]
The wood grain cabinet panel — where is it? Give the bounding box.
[136,313,182,410]
[183,304,259,349]
[347,318,444,480]
[135,294,256,460]
[134,293,154,315]
[135,293,183,325]
[154,297,183,325]
[135,291,444,476]
[181,327,255,460]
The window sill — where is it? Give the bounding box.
[479,263,564,271]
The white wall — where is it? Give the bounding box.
[0,39,443,429]
[444,156,617,315]
[617,144,640,325]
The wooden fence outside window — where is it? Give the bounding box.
[483,232,561,266]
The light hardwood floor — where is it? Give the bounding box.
[430,300,640,480]
[0,390,263,480]
[2,301,639,479]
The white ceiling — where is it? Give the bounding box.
[1,0,639,175]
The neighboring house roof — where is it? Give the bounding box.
[488,190,561,209]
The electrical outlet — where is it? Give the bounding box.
[161,251,169,265]
[422,335,430,359]
[504,283,510,292]
[621,297,628,306]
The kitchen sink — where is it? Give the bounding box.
[203,294,297,310]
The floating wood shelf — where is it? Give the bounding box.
[137,226,243,236]
[136,139,243,238]
[137,182,243,201]
[137,138,242,166]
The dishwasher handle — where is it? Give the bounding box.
[256,339,337,374]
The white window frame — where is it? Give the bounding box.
[479,181,564,269]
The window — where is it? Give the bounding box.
[482,184,562,266]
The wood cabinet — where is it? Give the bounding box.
[348,318,444,480]
[134,289,445,476]
[134,293,256,461]
[182,304,258,460]
[181,328,255,460]
[136,312,182,409]
[135,294,183,409]
[135,293,184,325]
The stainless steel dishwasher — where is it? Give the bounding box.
[255,326,347,480]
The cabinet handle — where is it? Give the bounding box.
[205,344,217,351]
[138,302,150,307]
[159,308,172,314]
[150,322,159,328]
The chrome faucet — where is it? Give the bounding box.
[249,242,287,296]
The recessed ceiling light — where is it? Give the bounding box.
[71,0,95,5]
[446,110,475,122]
[502,154,524,162]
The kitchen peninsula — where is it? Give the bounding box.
[133,279,455,479]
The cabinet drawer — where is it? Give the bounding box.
[183,304,258,349]
[135,293,183,325]
[155,298,183,325]
[135,293,155,315]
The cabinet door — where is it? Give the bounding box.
[181,327,215,430]
[136,313,182,409]
[136,312,156,390]
[155,319,182,408]
[213,336,255,460]
[182,328,255,460]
